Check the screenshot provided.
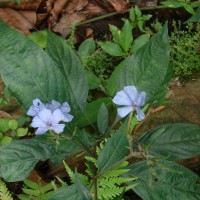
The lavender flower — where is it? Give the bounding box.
[31,108,65,135]
[112,86,146,121]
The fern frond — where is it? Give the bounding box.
[22,188,40,196]
[103,169,131,178]
[98,186,124,200]
[85,156,98,168]
[0,179,13,200]
[23,179,39,190]
[63,161,89,185]
[99,177,136,188]
[85,162,94,177]
[125,183,138,191]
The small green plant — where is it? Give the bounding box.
[18,179,54,200]
[0,179,13,200]
[170,21,200,77]
[0,118,30,146]
[98,6,151,57]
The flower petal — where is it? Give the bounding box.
[51,124,65,134]
[136,107,145,121]
[136,92,146,106]
[38,109,52,123]
[31,116,46,128]
[113,90,132,106]
[117,106,133,118]
[35,127,49,135]
[63,113,74,122]
[52,109,64,124]
[60,102,71,113]
[27,105,38,116]
[123,86,137,103]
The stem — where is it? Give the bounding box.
[94,151,142,179]
[94,178,98,200]
[76,2,200,27]
[127,111,133,136]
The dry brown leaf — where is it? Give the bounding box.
[106,0,127,12]
[52,12,87,37]
[65,0,88,13]
[0,0,42,11]
[0,8,36,34]
[49,0,70,25]
[83,1,107,15]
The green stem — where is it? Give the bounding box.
[76,2,200,27]
[127,111,133,136]
[94,151,142,179]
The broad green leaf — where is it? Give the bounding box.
[129,7,136,24]
[135,5,142,17]
[85,70,101,90]
[185,6,200,23]
[46,31,88,114]
[109,24,121,45]
[75,97,112,128]
[106,60,124,96]
[48,185,81,200]
[125,160,200,200]
[97,103,108,134]
[120,20,133,52]
[98,123,129,172]
[28,31,47,48]
[0,139,67,182]
[74,170,92,200]
[78,38,96,57]
[131,33,150,53]
[98,41,125,57]
[0,20,70,110]
[118,23,170,102]
[137,123,200,160]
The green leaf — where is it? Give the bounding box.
[118,23,170,102]
[98,41,125,57]
[8,119,18,130]
[74,170,92,200]
[0,20,71,111]
[28,31,47,48]
[109,24,121,45]
[125,160,200,200]
[129,7,136,24]
[46,31,88,114]
[85,70,101,90]
[184,4,195,14]
[161,1,183,8]
[75,97,112,128]
[97,103,108,134]
[185,6,200,23]
[0,118,10,133]
[131,34,150,53]
[0,136,13,146]
[78,38,96,57]
[137,123,200,160]
[48,185,81,200]
[0,139,66,182]
[98,123,129,172]
[16,127,28,137]
[120,20,133,52]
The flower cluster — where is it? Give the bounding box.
[112,86,146,121]
[27,99,73,135]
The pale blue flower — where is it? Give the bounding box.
[46,100,73,122]
[27,98,46,117]
[112,86,146,121]
[31,108,65,135]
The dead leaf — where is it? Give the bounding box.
[52,12,87,37]
[106,0,127,12]
[0,8,36,34]
[83,1,107,15]
[65,0,88,13]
